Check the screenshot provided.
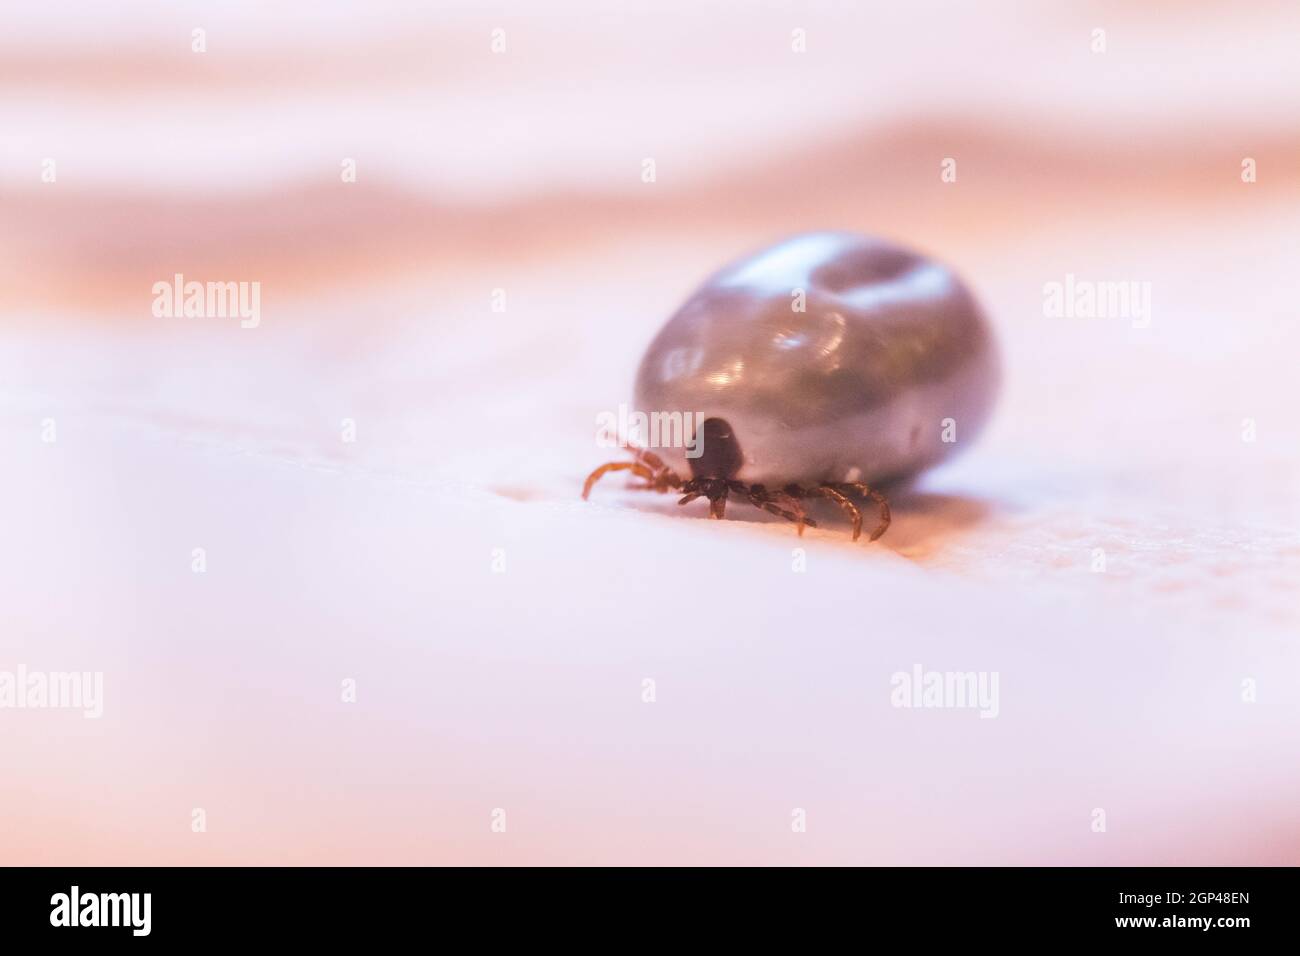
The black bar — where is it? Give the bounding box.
[0,866,1290,943]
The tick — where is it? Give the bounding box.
[583,231,999,542]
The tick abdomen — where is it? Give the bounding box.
[633,232,999,486]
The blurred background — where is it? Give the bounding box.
[1,1,1297,864]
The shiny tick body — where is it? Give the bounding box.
[583,232,999,542]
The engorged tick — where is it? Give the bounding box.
[583,231,1000,542]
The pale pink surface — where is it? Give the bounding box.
[1,1,1298,864]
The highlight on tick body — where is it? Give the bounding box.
[594,404,706,459]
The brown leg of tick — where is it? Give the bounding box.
[678,477,729,518]
[582,460,657,500]
[677,477,705,507]
[743,483,816,536]
[830,482,891,541]
[677,478,813,533]
[632,465,683,493]
[583,444,684,500]
[627,446,670,484]
[708,489,728,519]
[809,485,863,541]
[783,482,884,542]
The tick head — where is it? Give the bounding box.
[688,417,744,480]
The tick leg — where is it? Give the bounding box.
[744,483,816,536]
[651,465,683,492]
[634,466,685,492]
[682,477,728,519]
[677,477,704,507]
[632,466,683,492]
[632,447,669,473]
[833,482,891,541]
[707,480,729,520]
[582,460,656,499]
[623,442,683,491]
[813,484,863,541]
[584,442,684,499]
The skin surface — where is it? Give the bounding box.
[633,231,1000,486]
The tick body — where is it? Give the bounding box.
[583,231,999,542]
